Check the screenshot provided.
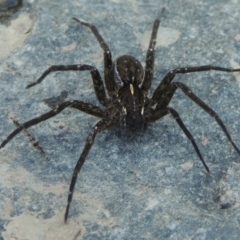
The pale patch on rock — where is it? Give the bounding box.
[61,42,77,52]
[230,60,240,85]
[134,27,181,50]
[0,13,33,59]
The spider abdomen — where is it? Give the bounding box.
[114,55,144,86]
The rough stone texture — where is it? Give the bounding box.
[1,0,240,239]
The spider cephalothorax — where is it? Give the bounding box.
[1,10,240,222]
[112,54,146,131]
[118,83,146,131]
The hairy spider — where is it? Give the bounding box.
[1,10,240,222]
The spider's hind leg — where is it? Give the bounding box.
[64,116,117,222]
[0,100,104,149]
[156,82,240,156]
[149,107,210,173]
[11,117,48,159]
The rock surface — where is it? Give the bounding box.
[1,0,240,239]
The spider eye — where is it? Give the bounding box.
[114,55,143,86]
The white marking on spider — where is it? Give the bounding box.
[130,84,134,95]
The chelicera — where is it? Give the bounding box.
[1,10,240,222]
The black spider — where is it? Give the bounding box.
[1,10,240,223]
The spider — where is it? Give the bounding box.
[1,9,240,223]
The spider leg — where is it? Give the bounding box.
[73,18,117,95]
[11,117,48,159]
[151,65,240,105]
[0,100,104,149]
[26,64,108,106]
[150,107,210,173]
[64,117,117,222]
[148,107,168,122]
[159,82,240,155]
[141,8,165,92]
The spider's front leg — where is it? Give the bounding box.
[151,65,240,106]
[26,64,108,107]
[141,8,165,92]
[73,18,117,95]
[64,117,117,223]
